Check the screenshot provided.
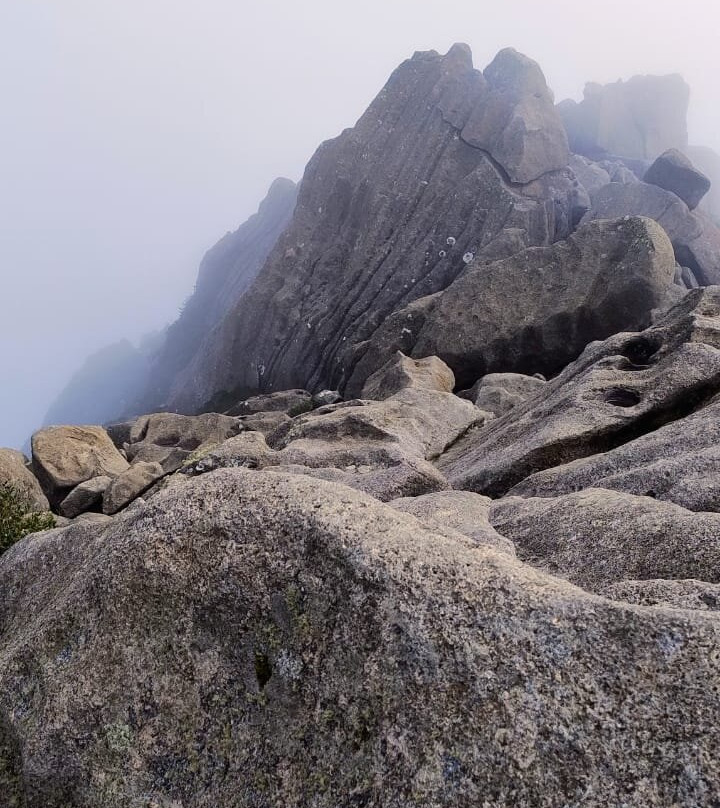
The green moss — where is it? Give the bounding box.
[0,484,55,554]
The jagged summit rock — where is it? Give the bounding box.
[460,47,570,183]
[160,44,584,412]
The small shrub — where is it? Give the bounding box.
[0,484,55,554]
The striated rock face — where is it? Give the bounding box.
[348,216,676,391]
[2,469,720,806]
[163,44,583,412]
[557,74,690,160]
[141,178,298,412]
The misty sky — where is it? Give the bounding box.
[2,0,720,449]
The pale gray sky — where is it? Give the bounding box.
[2,0,719,448]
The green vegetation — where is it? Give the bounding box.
[0,483,55,554]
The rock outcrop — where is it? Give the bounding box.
[557,74,690,161]
[438,287,720,496]
[162,45,585,412]
[490,488,720,592]
[348,216,676,391]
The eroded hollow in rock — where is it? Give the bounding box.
[618,336,662,370]
[604,388,642,407]
[254,651,273,689]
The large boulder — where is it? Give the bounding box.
[1,470,720,804]
[582,180,720,285]
[467,373,546,417]
[557,74,690,161]
[460,48,570,183]
[160,45,585,413]
[360,352,455,401]
[0,448,49,512]
[31,425,129,507]
[348,216,676,392]
[490,488,720,593]
[438,287,720,497]
[59,475,111,519]
[644,148,711,210]
[103,461,166,515]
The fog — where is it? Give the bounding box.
[2,0,719,448]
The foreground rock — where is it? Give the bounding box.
[439,287,720,496]
[0,448,49,512]
[351,216,675,393]
[490,488,720,593]
[1,469,720,805]
[31,425,129,507]
[644,148,711,210]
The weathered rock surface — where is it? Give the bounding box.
[31,426,129,507]
[602,578,720,612]
[103,461,165,515]
[226,389,313,417]
[0,448,49,512]
[557,74,690,160]
[389,490,514,553]
[184,386,482,501]
[349,217,676,391]
[509,394,720,511]
[439,287,720,496]
[360,352,455,400]
[490,488,720,592]
[467,373,546,417]
[2,469,720,805]
[163,45,586,412]
[59,475,111,518]
[582,180,720,284]
[126,412,241,460]
[644,148,711,210]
